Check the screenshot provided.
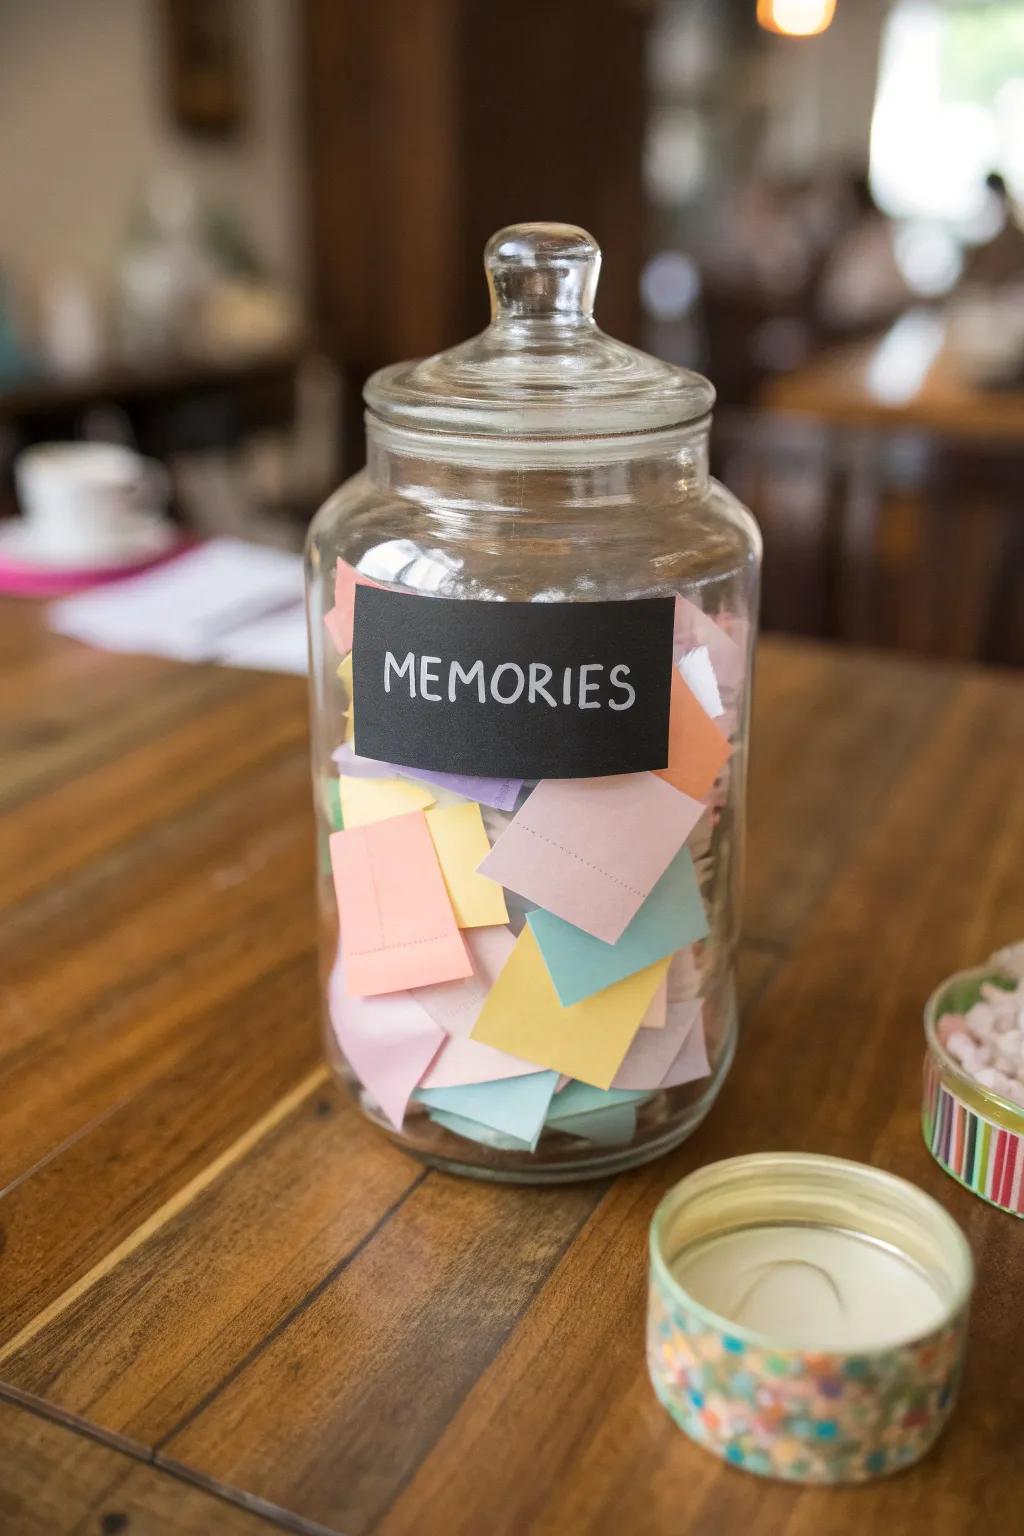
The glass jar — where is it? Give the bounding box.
[306,224,760,1182]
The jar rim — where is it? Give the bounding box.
[364,408,714,468]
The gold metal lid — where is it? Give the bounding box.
[650,1152,973,1354]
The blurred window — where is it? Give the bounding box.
[870,0,1024,227]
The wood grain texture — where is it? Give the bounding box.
[0,1400,283,1536]
[1,602,1022,1534]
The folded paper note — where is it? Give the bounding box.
[526,848,708,1005]
[327,959,444,1131]
[415,931,541,1089]
[677,646,724,719]
[673,595,745,695]
[639,978,669,1028]
[415,1070,558,1148]
[545,1083,648,1147]
[323,775,344,832]
[425,1108,535,1153]
[400,767,522,812]
[337,774,435,829]
[338,650,354,701]
[418,1031,540,1091]
[478,774,704,944]
[337,652,355,743]
[470,926,669,1088]
[332,743,394,781]
[413,927,514,1035]
[324,559,382,657]
[612,997,703,1089]
[660,1002,710,1087]
[546,1083,650,1121]
[332,744,522,812]
[655,667,732,801]
[426,803,509,928]
[553,1104,640,1148]
[330,812,472,995]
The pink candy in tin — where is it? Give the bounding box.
[924,945,1024,1216]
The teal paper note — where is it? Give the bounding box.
[526,849,708,1006]
[415,1070,558,1148]
[554,1104,639,1147]
[426,1109,536,1152]
[546,1083,651,1121]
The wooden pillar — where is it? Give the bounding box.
[301,0,649,383]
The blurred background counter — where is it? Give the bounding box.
[0,0,1022,661]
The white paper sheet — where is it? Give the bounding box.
[48,539,308,674]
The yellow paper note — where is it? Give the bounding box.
[470,927,669,1089]
[337,775,434,829]
[337,652,354,698]
[337,653,355,743]
[426,803,508,929]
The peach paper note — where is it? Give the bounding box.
[655,667,732,801]
[477,774,704,945]
[330,811,472,996]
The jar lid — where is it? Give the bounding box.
[365,223,715,439]
[648,1153,973,1484]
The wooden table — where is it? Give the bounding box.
[1,602,1022,1535]
[761,312,1024,446]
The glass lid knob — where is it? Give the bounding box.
[484,222,600,324]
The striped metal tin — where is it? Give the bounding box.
[924,966,1024,1217]
[648,1154,972,1483]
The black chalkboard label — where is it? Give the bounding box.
[351,585,674,779]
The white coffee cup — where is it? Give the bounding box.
[14,442,172,565]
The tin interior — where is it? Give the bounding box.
[651,1153,972,1353]
[924,965,1024,1132]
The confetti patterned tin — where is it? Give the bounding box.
[924,966,1024,1216]
[647,1153,972,1483]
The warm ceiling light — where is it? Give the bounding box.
[757,0,837,38]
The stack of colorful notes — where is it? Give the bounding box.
[324,561,746,1154]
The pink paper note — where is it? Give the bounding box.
[323,559,382,657]
[478,774,704,944]
[612,995,703,1089]
[330,811,472,996]
[414,928,537,1089]
[414,927,515,1036]
[673,595,745,694]
[418,1027,540,1090]
[660,1003,710,1087]
[327,958,444,1130]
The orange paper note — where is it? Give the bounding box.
[330,811,472,996]
[656,667,731,800]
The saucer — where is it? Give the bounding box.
[0,516,186,597]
